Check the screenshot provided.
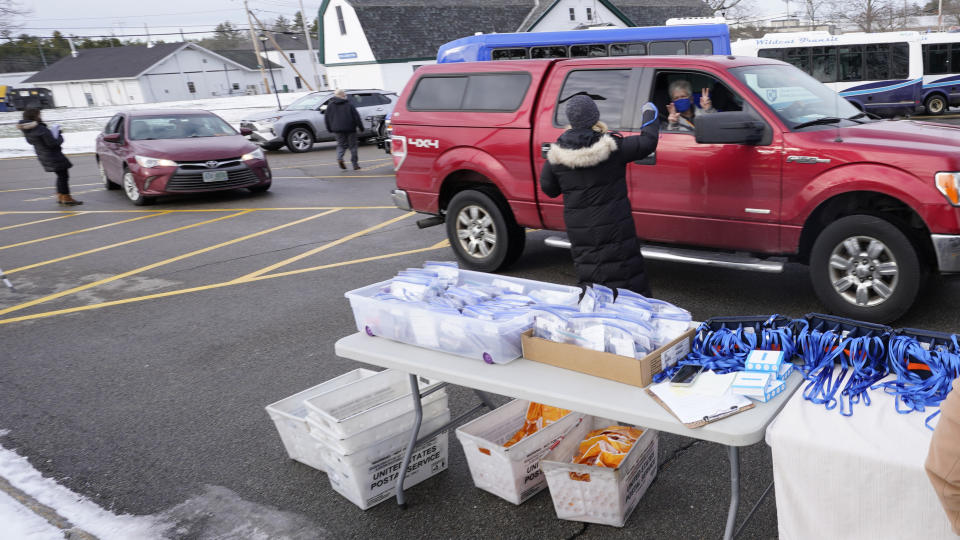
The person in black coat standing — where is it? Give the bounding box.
[540,95,659,296]
[323,89,364,170]
[16,107,81,206]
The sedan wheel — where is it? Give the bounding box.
[123,171,152,206]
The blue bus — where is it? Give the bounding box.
[436,24,731,64]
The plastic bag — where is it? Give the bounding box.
[571,426,644,468]
[503,402,571,448]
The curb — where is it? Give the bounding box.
[0,473,99,539]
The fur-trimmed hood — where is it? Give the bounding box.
[547,131,618,169]
[16,121,38,131]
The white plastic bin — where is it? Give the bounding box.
[455,400,585,504]
[345,269,582,364]
[541,417,659,527]
[308,390,450,454]
[323,411,451,510]
[264,368,378,471]
[303,369,445,438]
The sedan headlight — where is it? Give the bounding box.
[936,172,960,206]
[260,117,280,125]
[241,148,265,161]
[134,155,177,168]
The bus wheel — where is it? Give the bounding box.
[925,94,947,116]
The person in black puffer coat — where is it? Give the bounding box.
[323,89,364,170]
[16,107,81,206]
[540,95,659,296]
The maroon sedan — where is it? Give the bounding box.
[96,110,272,205]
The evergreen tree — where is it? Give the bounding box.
[272,15,291,33]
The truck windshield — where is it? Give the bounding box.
[729,64,865,130]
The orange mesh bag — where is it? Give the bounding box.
[571,426,644,468]
[502,402,572,448]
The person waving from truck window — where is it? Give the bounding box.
[539,95,659,296]
[324,89,364,170]
[666,80,715,132]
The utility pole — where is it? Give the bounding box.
[244,0,271,94]
[940,0,944,32]
[248,10,314,91]
[36,41,48,68]
[299,0,323,89]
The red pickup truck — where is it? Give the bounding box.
[387,55,960,323]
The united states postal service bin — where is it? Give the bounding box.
[455,399,585,504]
[322,411,451,510]
[264,368,378,472]
[540,417,659,527]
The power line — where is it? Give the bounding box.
[2,29,306,40]
[20,8,242,21]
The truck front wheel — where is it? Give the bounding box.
[809,214,921,323]
[446,189,525,272]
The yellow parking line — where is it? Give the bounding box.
[4,209,336,275]
[0,183,100,193]
[0,212,167,251]
[0,210,261,316]
[0,207,396,214]
[0,213,84,231]
[234,212,414,281]
[0,243,448,325]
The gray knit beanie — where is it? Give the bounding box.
[565,95,600,129]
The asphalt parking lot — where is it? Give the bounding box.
[1,138,959,539]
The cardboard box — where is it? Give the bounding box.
[744,350,785,373]
[541,417,659,527]
[455,399,585,505]
[731,371,785,403]
[520,327,695,388]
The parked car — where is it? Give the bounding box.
[95,110,271,206]
[387,56,960,323]
[240,89,398,153]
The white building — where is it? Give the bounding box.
[318,0,711,93]
[0,71,38,87]
[23,42,282,108]
[256,33,328,92]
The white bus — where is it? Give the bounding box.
[918,32,960,114]
[732,31,924,117]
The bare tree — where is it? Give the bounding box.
[705,0,745,15]
[802,0,830,24]
[0,0,29,34]
[827,0,918,31]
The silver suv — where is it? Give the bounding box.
[240,89,398,153]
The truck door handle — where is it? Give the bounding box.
[541,143,551,159]
[786,155,830,164]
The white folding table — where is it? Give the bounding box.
[335,332,803,539]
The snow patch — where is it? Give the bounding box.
[0,489,64,540]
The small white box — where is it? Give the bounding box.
[777,361,795,381]
[744,350,785,372]
[264,368,378,471]
[541,417,658,527]
[455,399,585,505]
[732,371,785,402]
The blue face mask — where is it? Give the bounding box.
[673,98,692,113]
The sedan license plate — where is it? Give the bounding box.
[202,171,228,183]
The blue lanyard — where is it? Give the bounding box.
[874,335,960,429]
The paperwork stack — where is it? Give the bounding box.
[302,369,451,509]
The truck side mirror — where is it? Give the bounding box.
[695,112,765,145]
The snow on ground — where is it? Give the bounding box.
[0,91,312,157]
[0,488,64,540]
[0,432,162,539]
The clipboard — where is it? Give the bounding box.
[646,387,755,428]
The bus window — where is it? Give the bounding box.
[688,39,713,55]
[531,46,568,59]
[810,46,837,83]
[492,48,528,60]
[924,43,950,74]
[891,43,909,78]
[864,44,890,81]
[649,41,685,55]
[570,44,607,58]
[610,42,646,56]
[555,69,630,129]
[784,48,812,73]
[758,49,783,60]
[838,45,863,81]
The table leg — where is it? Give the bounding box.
[395,373,424,509]
[473,389,498,411]
[724,445,740,540]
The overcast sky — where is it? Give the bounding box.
[17,0,785,40]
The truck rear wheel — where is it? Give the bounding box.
[809,214,921,323]
[446,189,525,272]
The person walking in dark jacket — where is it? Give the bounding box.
[540,95,659,295]
[16,107,82,206]
[323,89,364,170]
